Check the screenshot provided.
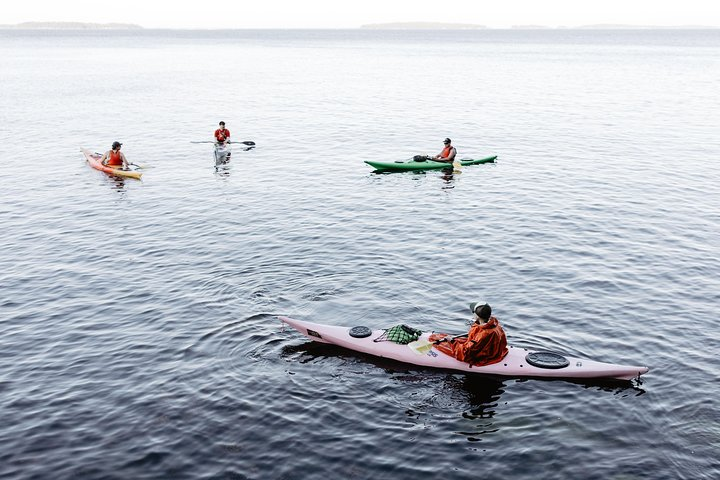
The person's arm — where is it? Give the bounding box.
[99,151,108,165]
[433,147,456,162]
[433,152,454,163]
[120,152,129,169]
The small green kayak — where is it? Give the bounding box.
[366,155,497,172]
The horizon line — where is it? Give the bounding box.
[2,21,720,30]
[2,26,720,31]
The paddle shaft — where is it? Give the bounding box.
[191,140,255,145]
[434,333,468,344]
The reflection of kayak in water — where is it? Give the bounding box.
[81,149,142,180]
[365,155,497,172]
[279,316,649,381]
[214,142,231,162]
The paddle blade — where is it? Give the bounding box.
[408,339,434,355]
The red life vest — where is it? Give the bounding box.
[440,146,454,159]
[215,128,230,142]
[106,150,122,166]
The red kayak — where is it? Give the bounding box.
[82,148,142,180]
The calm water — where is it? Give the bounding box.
[1,29,719,480]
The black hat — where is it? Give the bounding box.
[469,302,492,321]
[444,138,451,144]
[112,141,122,149]
[219,121,225,126]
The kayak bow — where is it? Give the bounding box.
[82,149,142,180]
[280,316,649,381]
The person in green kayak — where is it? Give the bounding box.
[432,137,457,163]
[100,141,129,169]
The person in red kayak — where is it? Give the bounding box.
[100,141,129,169]
[432,137,457,163]
[430,302,508,366]
[214,121,231,144]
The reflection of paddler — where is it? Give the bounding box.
[430,302,509,366]
[100,141,129,169]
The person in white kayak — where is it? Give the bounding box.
[214,121,231,159]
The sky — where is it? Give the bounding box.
[2,0,719,29]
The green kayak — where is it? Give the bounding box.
[366,155,497,172]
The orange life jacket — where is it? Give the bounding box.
[430,316,508,366]
[439,146,454,159]
[106,150,122,166]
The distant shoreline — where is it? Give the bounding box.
[361,22,485,30]
[0,22,142,30]
[0,22,717,31]
[361,23,718,30]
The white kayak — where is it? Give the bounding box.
[279,316,649,381]
[214,142,231,162]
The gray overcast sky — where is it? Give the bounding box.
[2,0,719,29]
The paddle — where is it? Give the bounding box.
[432,157,462,172]
[191,140,255,145]
[408,339,434,354]
[94,152,148,171]
[408,333,469,355]
[442,333,469,342]
[418,154,457,169]
[128,162,151,169]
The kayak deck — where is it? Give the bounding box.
[81,148,142,180]
[366,155,497,172]
[280,316,649,381]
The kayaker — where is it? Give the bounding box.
[432,138,457,163]
[100,141,129,169]
[430,302,508,366]
[214,121,231,144]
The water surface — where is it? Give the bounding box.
[1,29,719,480]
